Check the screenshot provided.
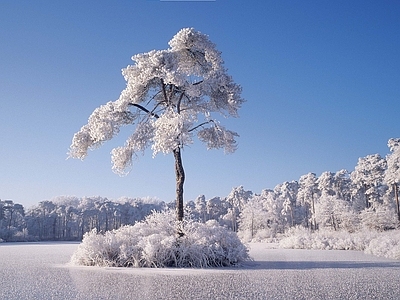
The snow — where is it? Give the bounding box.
[1,242,400,299]
[69,28,244,175]
[70,210,250,268]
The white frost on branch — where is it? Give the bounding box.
[385,138,400,185]
[111,122,154,175]
[69,102,135,160]
[151,109,193,156]
[69,27,244,174]
[198,125,239,154]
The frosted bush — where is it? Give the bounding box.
[279,226,400,260]
[71,210,250,268]
[279,226,312,249]
[364,230,400,260]
[238,228,279,243]
[280,227,370,251]
[360,205,398,231]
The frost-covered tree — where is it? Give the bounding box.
[275,181,299,227]
[314,195,358,231]
[333,169,352,202]
[351,154,387,209]
[260,189,284,234]
[238,195,268,241]
[194,195,207,223]
[385,138,400,220]
[225,186,253,232]
[298,173,319,229]
[0,200,26,241]
[69,28,244,224]
[317,171,336,197]
[206,197,226,222]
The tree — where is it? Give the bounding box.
[298,173,319,230]
[385,138,400,221]
[351,154,387,209]
[333,169,352,202]
[317,171,336,197]
[194,195,207,223]
[0,200,26,241]
[69,28,244,226]
[225,186,253,232]
[238,195,268,241]
[275,181,299,227]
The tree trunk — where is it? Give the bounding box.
[173,148,185,224]
[394,183,400,222]
[311,194,317,231]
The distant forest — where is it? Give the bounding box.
[2,139,400,242]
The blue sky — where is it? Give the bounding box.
[1,0,400,208]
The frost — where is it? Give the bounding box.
[71,210,250,268]
[151,109,193,156]
[280,226,400,260]
[69,28,244,175]
[111,122,154,175]
[197,125,239,153]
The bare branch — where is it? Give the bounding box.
[161,79,169,104]
[168,84,175,101]
[130,103,160,119]
[188,120,213,132]
[177,92,185,114]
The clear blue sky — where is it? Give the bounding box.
[1,0,400,208]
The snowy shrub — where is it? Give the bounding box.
[71,210,250,268]
[360,205,398,231]
[279,226,400,260]
[279,226,313,249]
[364,230,400,260]
[238,228,279,243]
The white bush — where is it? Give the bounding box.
[279,226,400,260]
[364,230,400,260]
[71,210,250,268]
[360,205,398,231]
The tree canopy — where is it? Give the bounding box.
[68,28,244,176]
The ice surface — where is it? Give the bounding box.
[1,242,400,299]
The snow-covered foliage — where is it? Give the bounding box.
[385,138,400,185]
[69,28,243,175]
[359,204,398,231]
[0,200,26,242]
[279,226,400,260]
[351,154,387,208]
[71,210,249,268]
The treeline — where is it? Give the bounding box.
[2,138,400,242]
[0,197,166,242]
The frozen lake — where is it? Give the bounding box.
[1,242,400,299]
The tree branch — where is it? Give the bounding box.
[177,92,185,114]
[130,103,160,119]
[188,120,213,132]
[192,80,203,85]
[161,79,169,104]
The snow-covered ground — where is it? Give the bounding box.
[1,242,400,299]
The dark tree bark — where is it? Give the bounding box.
[394,183,400,221]
[173,147,185,225]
